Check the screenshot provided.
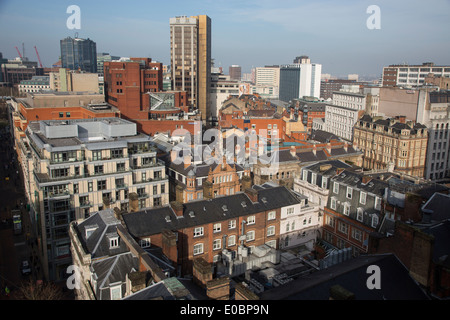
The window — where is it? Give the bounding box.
[228,220,236,229]
[109,236,119,248]
[66,112,71,118]
[330,197,337,210]
[374,197,381,210]
[116,162,125,172]
[338,222,348,234]
[111,148,123,159]
[73,184,79,194]
[139,238,151,248]
[343,203,350,216]
[311,173,317,185]
[333,182,339,194]
[286,207,294,215]
[360,192,367,205]
[97,180,107,191]
[88,182,93,192]
[268,211,276,220]
[346,187,353,199]
[302,170,308,181]
[247,215,255,225]
[357,208,364,222]
[352,229,362,242]
[94,165,104,174]
[110,285,122,300]
[322,177,328,189]
[194,227,204,237]
[267,225,275,237]
[246,230,255,242]
[371,215,379,228]
[92,150,102,161]
[228,235,236,247]
[213,223,221,233]
[193,243,204,255]
[213,239,221,250]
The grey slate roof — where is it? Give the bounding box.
[421,193,450,222]
[122,185,303,238]
[75,208,129,259]
[92,252,139,300]
[420,220,450,268]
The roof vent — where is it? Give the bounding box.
[188,211,195,218]
[222,205,228,212]
[261,197,267,204]
[241,201,247,208]
[165,216,171,223]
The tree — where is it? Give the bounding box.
[15,279,65,300]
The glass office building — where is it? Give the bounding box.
[60,36,97,73]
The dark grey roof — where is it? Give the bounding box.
[296,149,328,163]
[332,170,388,197]
[310,130,340,143]
[420,220,450,267]
[260,254,429,300]
[421,193,450,222]
[122,185,303,238]
[75,209,129,259]
[303,160,352,177]
[92,252,139,300]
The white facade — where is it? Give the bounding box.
[210,79,240,117]
[332,90,366,111]
[18,76,50,93]
[418,101,450,181]
[279,197,320,251]
[383,64,450,87]
[299,63,322,99]
[324,104,363,142]
[255,66,280,87]
[251,84,279,99]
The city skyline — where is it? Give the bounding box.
[1,0,449,78]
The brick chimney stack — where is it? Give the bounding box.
[170,201,184,217]
[245,188,258,202]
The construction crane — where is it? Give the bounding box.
[34,46,43,68]
[14,46,23,59]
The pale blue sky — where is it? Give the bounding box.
[1,0,449,78]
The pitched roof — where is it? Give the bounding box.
[122,185,303,238]
[75,209,129,259]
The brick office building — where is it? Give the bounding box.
[103,58,198,136]
[104,57,163,120]
[121,184,303,276]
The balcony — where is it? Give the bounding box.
[130,159,165,170]
[79,201,92,208]
[137,193,149,199]
[115,183,128,190]
[47,191,71,199]
[49,157,84,165]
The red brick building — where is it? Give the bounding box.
[104,58,197,136]
[121,185,302,276]
[218,96,307,143]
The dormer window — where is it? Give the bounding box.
[85,225,98,239]
[107,232,120,249]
